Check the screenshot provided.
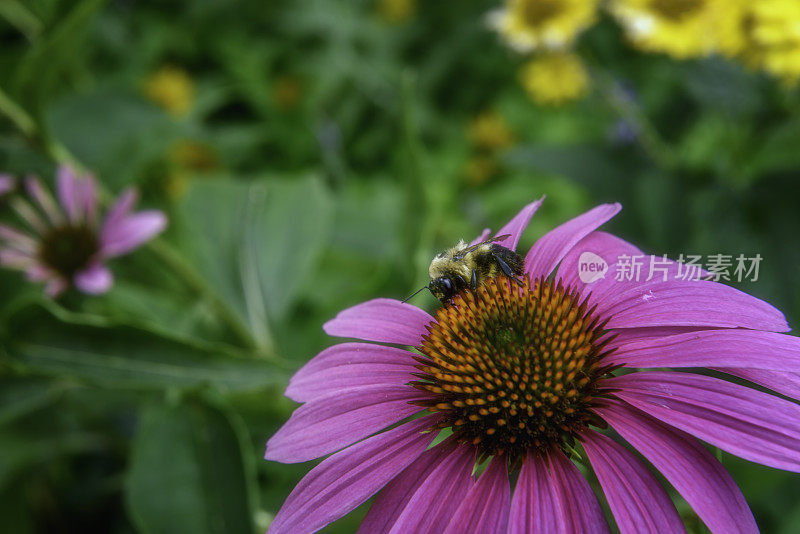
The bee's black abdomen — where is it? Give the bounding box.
[490,244,524,276]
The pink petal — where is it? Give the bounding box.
[605,329,800,371]
[26,264,55,282]
[509,450,608,534]
[44,276,69,297]
[606,371,800,472]
[100,211,167,257]
[268,415,438,534]
[10,198,47,233]
[597,400,757,534]
[265,384,426,463]
[547,449,609,534]
[0,224,38,254]
[602,279,789,332]
[581,430,685,534]
[717,368,800,401]
[56,166,81,222]
[286,343,419,402]
[360,442,475,533]
[358,439,454,533]
[524,203,621,280]
[104,188,138,229]
[323,298,434,346]
[25,176,62,225]
[443,455,510,534]
[509,452,558,534]
[493,196,545,251]
[0,173,15,195]
[0,248,36,269]
[73,263,114,294]
[79,173,98,223]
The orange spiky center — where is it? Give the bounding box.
[411,276,616,461]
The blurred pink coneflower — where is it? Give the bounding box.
[0,165,166,296]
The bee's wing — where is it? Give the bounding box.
[453,234,511,260]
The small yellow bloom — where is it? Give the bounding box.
[468,111,515,152]
[378,0,416,24]
[144,66,194,117]
[738,0,800,85]
[520,52,590,105]
[489,0,600,52]
[609,0,737,58]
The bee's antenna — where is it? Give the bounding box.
[402,285,430,303]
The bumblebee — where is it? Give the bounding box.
[425,234,524,303]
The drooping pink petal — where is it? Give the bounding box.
[358,439,454,533]
[361,442,475,533]
[605,330,800,371]
[0,173,15,196]
[74,263,113,294]
[44,276,68,297]
[26,264,54,282]
[78,172,98,223]
[547,449,609,534]
[469,228,492,246]
[581,430,685,534]
[0,224,38,254]
[602,279,789,332]
[103,188,137,229]
[509,452,558,534]
[602,326,713,348]
[509,450,608,534]
[718,368,800,401]
[323,298,434,346]
[0,248,36,269]
[56,166,81,222]
[100,210,167,257]
[11,197,46,233]
[606,371,800,472]
[265,384,426,463]
[443,455,510,534]
[493,196,545,252]
[25,176,62,225]
[524,203,621,280]
[286,343,419,402]
[268,415,438,534]
[597,401,757,534]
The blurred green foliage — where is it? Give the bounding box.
[0,0,799,533]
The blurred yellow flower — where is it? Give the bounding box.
[609,0,736,58]
[520,52,589,105]
[468,111,515,152]
[378,0,416,24]
[144,66,194,117]
[489,0,600,52]
[463,155,499,187]
[738,0,800,85]
[273,76,303,110]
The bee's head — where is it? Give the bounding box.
[429,277,458,303]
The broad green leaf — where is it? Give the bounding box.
[125,399,256,534]
[0,378,67,427]
[4,304,285,392]
[181,174,333,346]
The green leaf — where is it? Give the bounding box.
[125,399,256,534]
[4,303,286,392]
[0,378,67,427]
[181,174,333,347]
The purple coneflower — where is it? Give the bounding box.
[0,166,166,296]
[265,198,800,533]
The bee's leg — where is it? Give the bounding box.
[493,253,525,286]
[470,269,478,290]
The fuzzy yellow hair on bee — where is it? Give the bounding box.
[419,234,524,303]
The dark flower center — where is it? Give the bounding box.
[649,0,703,22]
[39,225,99,278]
[412,276,616,462]
[521,0,564,28]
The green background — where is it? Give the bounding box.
[1,1,799,532]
